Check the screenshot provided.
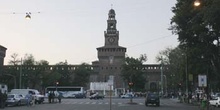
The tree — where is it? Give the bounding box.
[71,63,91,87]
[23,54,35,65]
[170,0,220,91]
[8,53,20,65]
[36,60,49,65]
[156,46,186,92]
[121,54,147,92]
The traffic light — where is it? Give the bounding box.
[178,83,182,88]
[128,82,133,88]
[56,82,59,85]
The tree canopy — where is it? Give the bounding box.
[121,54,147,92]
[170,0,220,91]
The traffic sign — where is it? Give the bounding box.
[198,75,207,87]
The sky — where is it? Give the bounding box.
[0,0,179,65]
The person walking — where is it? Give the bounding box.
[32,96,35,106]
[58,93,62,103]
[0,90,3,109]
[52,91,55,103]
[48,92,52,103]
[1,92,7,109]
[25,92,32,107]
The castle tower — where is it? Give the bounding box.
[0,45,7,75]
[0,45,7,66]
[96,9,127,88]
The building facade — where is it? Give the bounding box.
[92,9,127,89]
[0,45,7,66]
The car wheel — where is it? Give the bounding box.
[145,102,148,106]
[156,103,160,106]
[17,101,21,106]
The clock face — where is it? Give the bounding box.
[108,37,115,43]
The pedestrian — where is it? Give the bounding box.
[0,90,3,109]
[25,91,32,107]
[2,91,7,108]
[32,96,35,106]
[58,93,62,103]
[48,92,52,103]
[52,91,55,103]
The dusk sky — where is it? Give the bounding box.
[0,0,179,65]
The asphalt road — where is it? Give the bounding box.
[3,98,218,110]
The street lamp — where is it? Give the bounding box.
[163,75,167,96]
[19,58,22,89]
[194,0,201,7]
[160,56,164,96]
[109,84,112,110]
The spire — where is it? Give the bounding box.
[108,8,115,20]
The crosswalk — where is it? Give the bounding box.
[61,101,125,105]
[59,100,178,106]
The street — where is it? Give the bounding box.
[2,98,211,110]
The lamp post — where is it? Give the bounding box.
[108,55,114,110]
[184,52,189,101]
[19,58,22,89]
[160,56,164,96]
[163,75,167,97]
[109,84,112,110]
[194,0,201,7]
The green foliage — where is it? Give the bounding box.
[121,54,147,92]
[170,0,220,91]
[8,53,20,65]
[71,63,91,87]
[156,47,185,91]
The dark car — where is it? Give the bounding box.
[74,93,86,98]
[89,93,104,100]
[145,92,160,106]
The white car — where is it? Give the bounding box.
[120,93,134,98]
[209,97,220,107]
[6,94,29,106]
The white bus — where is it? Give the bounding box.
[45,86,86,98]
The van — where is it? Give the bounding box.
[10,89,44,104]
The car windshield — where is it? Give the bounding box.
[148,93,158,97]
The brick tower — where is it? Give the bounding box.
[96,9,127,88]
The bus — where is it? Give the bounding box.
[45,86,86,98]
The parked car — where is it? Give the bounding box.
[6,94,29,106]
[120,93,134,98]
[75,93,86,98]
[10,89,44,104]
[145,92,160,106]
[209,97,220,107]
[89,93,104,100]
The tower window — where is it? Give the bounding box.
[110,24,114,28]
